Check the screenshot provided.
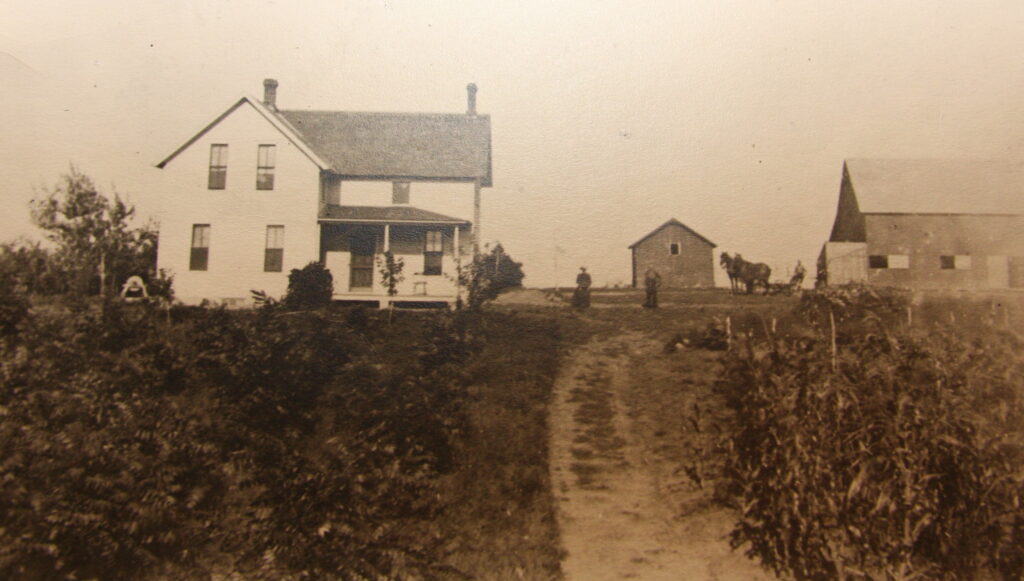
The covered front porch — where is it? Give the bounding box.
[318,205,472,308]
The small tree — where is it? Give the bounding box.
[30,167,156,296]
[377,250,405,298]
[284,262,333,309]
[458,243,525,309]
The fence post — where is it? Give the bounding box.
[726,315,732,351]
[907,305,913,328]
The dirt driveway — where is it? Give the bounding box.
[548,325,776,581]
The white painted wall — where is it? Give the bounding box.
[155,101,322,304]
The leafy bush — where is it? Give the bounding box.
[284,261,333,309]
[458,243,525,309]
[716,293,1024,580]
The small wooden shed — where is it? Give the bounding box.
[629,218,716,288]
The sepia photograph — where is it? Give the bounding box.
[1,1,1023,579]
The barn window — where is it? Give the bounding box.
[256,145,275,190]
[888,255,909,269]
[868,255,888,269]
[941,255,971,270]
[670,243,680,255]
[264,225,284,272]
[424,230,443,275]
[208,144,228,189]
[190,225,210,271]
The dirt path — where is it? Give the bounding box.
[549,330,776,581]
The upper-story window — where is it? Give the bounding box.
[392,181,410,204]
[424,230,443,275]
[190,224,211,271]
[208,144,228,190]
[257,145,276,190]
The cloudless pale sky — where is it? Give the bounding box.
[2,0,1023,287]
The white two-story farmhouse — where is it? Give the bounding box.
[155,79,491,306]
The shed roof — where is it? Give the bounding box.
[280,110,492,186]
[318,205,469,225]
[628,218,716,249]
[845,159,1024,215]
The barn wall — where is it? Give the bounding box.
[632,224,715,288]
[864,214,1024,289]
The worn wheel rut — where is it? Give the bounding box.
[549,331,775,581]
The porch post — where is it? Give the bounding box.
[383,224,390,252]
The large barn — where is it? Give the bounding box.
[629,218,716,288]
[819,159,1024,290]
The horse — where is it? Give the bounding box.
[735,255,772,294]
[721,252,771,294]
[720,252,742,293]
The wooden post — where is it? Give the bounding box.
[454,225,462,303]
[725,316,732,351]
[383,224,390,252]
[830,309,838,373]
[771,317,777,335]
[473,179,482,256]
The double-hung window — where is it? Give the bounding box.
[257,145,276,190]
[190,225,210,271]
[264,226,284,272]
[424,230,443,275]
[208,144,228,189]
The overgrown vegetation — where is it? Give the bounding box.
[713,286,1024,580]
[0,286,569,579]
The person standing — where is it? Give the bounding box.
[643,267,662,308]
[573,267,592,309]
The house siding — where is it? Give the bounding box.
[156,102,322,304]
[632,224,715,288]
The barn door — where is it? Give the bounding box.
[987,256,1009,288]
[1009,257,1024,289]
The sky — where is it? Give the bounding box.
[2,0,1023,287]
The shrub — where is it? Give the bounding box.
[284,261,333,309]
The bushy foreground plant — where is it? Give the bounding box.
[716,292,1024,580]
[0,301,477,579]
[284,261,333,309]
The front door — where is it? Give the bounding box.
[350,233,375,290]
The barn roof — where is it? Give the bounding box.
[628,218,716,249]
[845,159,1024,215]
[318,204,469,225]
[279,110,492,186]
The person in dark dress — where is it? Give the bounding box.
[643,268,662,308]
[573,267,592,309]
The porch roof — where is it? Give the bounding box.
[319,204,470,225]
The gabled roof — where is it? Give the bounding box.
[845,159,1024,215]
[628,218,716,249]
[318,205,469,225]
[155,91,493,188]
[280,111,492,186]
[155,96,330,170]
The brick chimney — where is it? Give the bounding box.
[263,78,278,110]
[466,83,477,116]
